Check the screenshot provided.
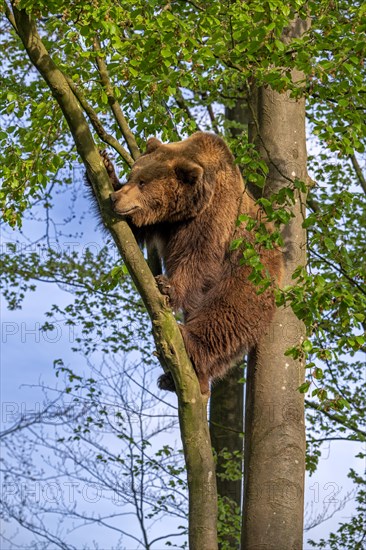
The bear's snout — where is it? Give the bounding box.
[109,188,141,217]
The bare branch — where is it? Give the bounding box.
[66,76,134,167]
[304,490,354,532]
[201,92,219,133]
[93,37,141,161]
[3,0,17,31]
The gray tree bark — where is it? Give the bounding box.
[241,19,309,550]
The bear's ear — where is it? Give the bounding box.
[175,161,203,185]
[145,137,162,154]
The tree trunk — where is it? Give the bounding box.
[241,19,309,550]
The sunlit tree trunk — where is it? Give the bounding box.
[241,18,309,550]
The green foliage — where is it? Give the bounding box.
[1,240,153,357]
[276,146,366,424]
[214,449,242,548]
[217,496,241,550]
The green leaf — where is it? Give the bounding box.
[313,367,323,380]
[323,237,335,250]
[298,381,311,394]
[302,214,317,228]
[302,339,313,353]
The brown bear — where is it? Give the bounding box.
[105,132,283,394]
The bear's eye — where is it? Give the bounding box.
[138,179,146,188]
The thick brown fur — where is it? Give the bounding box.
[109,133,283,394]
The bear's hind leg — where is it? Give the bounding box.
[181,277,275,390]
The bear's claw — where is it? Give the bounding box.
[156,275,174,305]
[99,150,121,190]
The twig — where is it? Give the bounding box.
[207,103,219,134]
[350,154,366,195]
[309,246,366,296]
[175,90,202,131]
[305,399,366,439]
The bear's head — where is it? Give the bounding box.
[110,135,217,227]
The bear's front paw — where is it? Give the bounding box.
[156,275,174,305]
[157,372,176,393]
[99,150,121,191]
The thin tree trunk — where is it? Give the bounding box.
[210,364,244,549]
[241,19,309,550]
[9,6,218,549]
[210,362,244,505]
